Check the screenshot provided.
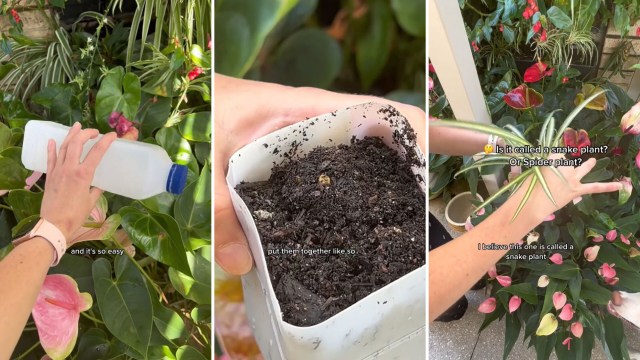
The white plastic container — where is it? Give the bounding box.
[226,103,427,360]
[21,120,188,200]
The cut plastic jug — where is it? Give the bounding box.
[226,103,427,360]
[21,120,188,200]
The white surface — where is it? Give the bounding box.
[22,120,174,199]
[228,103,427,360]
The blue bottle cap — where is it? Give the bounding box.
[166,164,188,195]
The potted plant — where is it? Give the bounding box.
[226,103,426,360]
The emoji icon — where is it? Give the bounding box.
[484,144,493,154]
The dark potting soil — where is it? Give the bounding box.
[236,135,426,327]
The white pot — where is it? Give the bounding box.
[444,191,483,232]
[226,103,426,360]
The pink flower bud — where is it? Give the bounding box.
[496,275,512,287]
[562,337,572,350]
[592,235,604,243]
[553,291,567,310]
[606,229,617,241]
[559,303,574,321]
[509,296,522,313]
[478,297,496,313]
[550,253,563,265]
[571,321,583,338]
[584,245,600,262]
[621,233,631,245]
[487,265,497,279]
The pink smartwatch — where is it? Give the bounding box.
[13,218,66,266]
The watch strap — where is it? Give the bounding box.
[13,218,66,266]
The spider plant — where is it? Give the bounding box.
[429,89,605,221]
[534,26,597,67]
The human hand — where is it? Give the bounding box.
[39,122,117,244]
[505,154,622,223]
[214,74,426,275]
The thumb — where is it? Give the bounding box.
[214,160,253,275]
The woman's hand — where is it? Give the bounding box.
[39,122,117,243]
[214,74,426,275]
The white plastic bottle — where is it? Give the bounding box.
[21,120,188,200]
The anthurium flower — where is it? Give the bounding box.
[619,177,633,205]
[538,275,550,287]
[543,213,555,221]
[536,313,558,336]
[562,128,590,157]
[550,253,563,264]
[33,275,92,360]
[553,292,567,310]
[476,207,485,216]
[606,229,617,241]
[562,337,572,350]
[478,297,496,313]
[599,263,619,285]
[575,84,607,111]
[25,171,43,190]
[620,101,640,135]
[584,245,600,262]
[524,62,554,83]
[621,233,632,245]
[509,296,522,313]
[68,195,120,245]
[592,234,604,243]
[571,321,584,338]
[496,275,512,287]
[613,146,623,156]
[487,265,497,279]
[637,240,640,247]
[630,248,640,258]
[559,304,575,321]
[503,84,543,109]
[636,149,640,169]
[605,276,620,286]
[465,216,474,231]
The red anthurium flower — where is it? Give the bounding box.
[562,76,569,84]
[612,146,623,156]
[599,263,619,285]
[188,67,204,81]
[429,63,435,73]
[478,297,496,313]
[471,41,480,52]
[11,9,20,23]
[33,275,92,360]
[533,21,542,33]
[524,62,554,83]
[509,296,522,313]
[562,128,590,157]
[540,29,547,42]
[503,84,543,109]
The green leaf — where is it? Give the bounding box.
[581,157,613,183]
[93,256,153,358]
[603,314,629,360]
[543,223,559,244]
[264,28,342,89]
[0,122,11,152]
[502,25,515,44]
[542,279,566,315]
[5,190,42,222]
[0,157,29,189]
[137,94,171,139]
[153,301,187,341]
[77,328,111,360]
[614,5,630,36]
[194,142,210,166]
[168,250,211,305]
[546,261,580,280]
[498,283,538,304]
[568,274,582,302]
[119,206,191,275]
[385,90,425,110]
[547,6,572,29]
[616,268,640,292]
[155,127,199,175]
[503,313,520,360]
[174,163,211,239]
[580,279,611,305]
[191,305,211,324]
[178,112,211,143]
[391,0,425,37]
[49,255,95,297]
[140,193,175,215]
[176,345,208,360]
[356,0,395,90]
[96,66,142,132]
[32,84,82,125]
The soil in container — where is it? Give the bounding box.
[236,135,426,327]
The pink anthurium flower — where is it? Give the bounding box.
[599,263,617,279]
[67,195,120,245]
[503,84,544,110]
[487,265,497,279]
[620,101,640,135]
[571,321,584,338]
[550,253,563,265]
[636,149,640,170]
[544,213,555,221]
[464,216,474,231]
[478,297,496,313]
[621,233,631,245]
[559,304,575,321]
[33,275,92,360]
[637,240,640,247]
[25,171,43,190]
[509,296,522,313]
[584,245,600,262]
[496,275,512,287]
[524,61,554,83]
[619,177,633,205]
[562,128,591,157]
[606,229,617,242]
[592,234,604,243]
[605,277,620,286]
[562,337,572,350]
[553,292,567,310]
[475,207,485,216]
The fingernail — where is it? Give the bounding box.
[217,243,253,274]
[73,122,80,128]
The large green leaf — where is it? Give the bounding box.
[31,84,82,125]
[263,28,342,88]
[356,0,395,90]
[77,328,111,360]
[178,112,211,143]
[137,94,171,139]
[176,345,208,360]
[603,314,629,360]
[96,66,141,132]
[168,249,211,305]
[119,206,191,276]
[93,256,153,358]
[498,283,538,304]
[175,162,211,239]
[153,300,187,341]
[391,0,425,37]
[6,190,42,222]
[614,5,630,36]
[503,313,520,360]
[215,0,298,77]
[547,6,572,29]
[580,279,611,305]
[0,157,29,189]
[0,122,11,152]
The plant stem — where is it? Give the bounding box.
[15,341,40,360]
[81,311,105,325]
[0,203,11,211]
[110,235,165,298]
[34,183,44,192]
[465,2,491,17]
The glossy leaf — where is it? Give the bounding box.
[0,157,29,189]
[391,0,425,37]
[6,190,42,222]
[580,280,611,305]
[176,345,208,360]
[96,66,141,132]
[137,94,171,139]
[153,300,187,341]
[49,255,95,297]
[175,162,211,239]
[178,112,211,143]
[356,0,395,90]
[77,328,110,360]
[547,6,572,29]
[92,256,153,358]
[498,283,538,304]
[119,206,191,276]
[169,250,211,305]
[32,84,82,125]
